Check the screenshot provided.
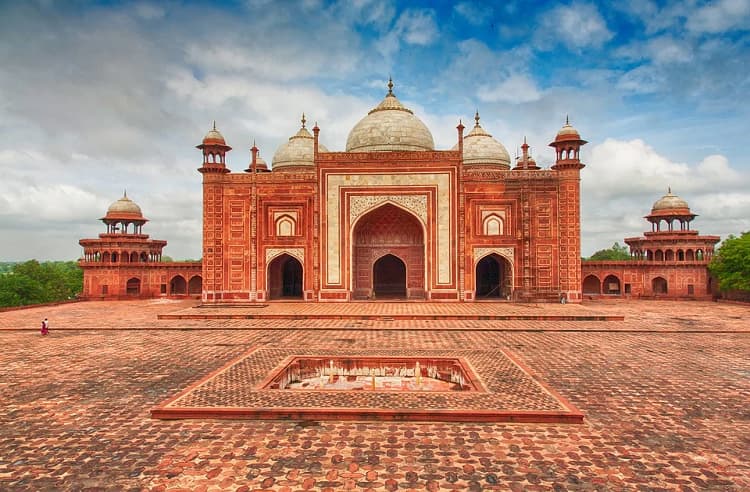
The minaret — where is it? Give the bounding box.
[197,122,231,302]
[549,117,587,303]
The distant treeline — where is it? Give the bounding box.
[0,260,83,308]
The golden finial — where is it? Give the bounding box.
[565,114,570,125]
[668,185,672,194]
[301,113,306,128]
[474,110,480,127]
[123,189,127,199]
[212,120,217,131]
[387,76,394,96]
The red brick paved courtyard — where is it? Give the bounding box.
[1,300,748,490]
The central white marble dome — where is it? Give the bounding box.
[346,80,434,153]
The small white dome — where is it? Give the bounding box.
[272,116,329,171]
[452,113,510,168]
[345,80,434,153]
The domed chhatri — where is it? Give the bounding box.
[645,188,698,233]
[554,115,582,142]
[272,114,329,171]
[102,191,144,220]
[346,78,435,153]
[202,121,226,146]
[452,111,511,169]
[651,188,691,214]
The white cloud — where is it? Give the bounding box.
[478,74,542,104]
[454,2,493,26]
[536,2,613,51]
[686,0,750,33]
[378,8,438,57]
[133,3,165,20]
[580,138,750,255]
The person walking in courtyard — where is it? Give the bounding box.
[40,318,49,336]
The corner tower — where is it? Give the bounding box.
[550,118,587,302]
[197,123,231,302]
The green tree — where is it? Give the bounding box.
[587,242,631,261]
[0,260,83,308]
[709,232,750,291]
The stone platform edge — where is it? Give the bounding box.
[156,313,625,322]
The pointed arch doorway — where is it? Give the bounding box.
[373,254,406,298]
[475,254,512,299]
[352,203,425,300]
[268,254,303,299]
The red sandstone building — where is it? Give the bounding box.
[78,192,202,299]
[581,190,719,299]
[78,82,722,304]
[197,81,587,303]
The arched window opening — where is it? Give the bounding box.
[112,252,119,263]
[130,252,139,263]
[140,252,148,262]
[170,275,187,295]
[696,249,704,260]
[646,250,654,261]
[582,275,601,295]
[655,250,664,261]
[126,278,141,295]
[677,250,685,261]
[652,277,668,295]
[475,254,512,299]
[603,275,621,295]
[686,249,695,261]
[665,250,675,261]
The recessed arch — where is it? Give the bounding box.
[188,275,202,295]
[603,274,621,295]
[275,215,296,236]
[582,274,601,295]
[351,203,425,299]
[652,276,668,295]
[482,214,504,236]
[126,277,141,295]
[170,275,187,295]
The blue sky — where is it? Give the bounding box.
[0,0,748,260]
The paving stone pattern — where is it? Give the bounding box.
[163,348,566,413]
[0,300,748,490]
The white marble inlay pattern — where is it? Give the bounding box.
[473,247,514,263]
[350,195,427,225]
[266,248,304,263]
[325,173,452,285]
